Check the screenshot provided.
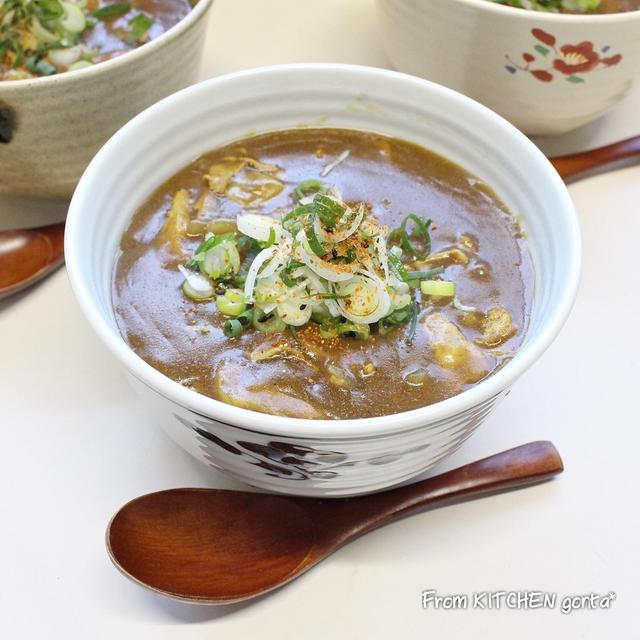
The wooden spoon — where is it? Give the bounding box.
[549,134,640,183]
[0,222,65,301]
[107,441,562,605]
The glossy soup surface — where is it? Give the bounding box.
[112,128,534,420]
[0,0,192,80]
[82,0,192,61]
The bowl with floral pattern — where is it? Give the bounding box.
[377,0,640,135]
[65,64,580,497]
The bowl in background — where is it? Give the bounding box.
[0,0,213,200]
[65,64,580,497]
[377,0,640,135]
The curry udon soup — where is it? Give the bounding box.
[488,0,640,13]
[113,128,534,420]
[0,0,192,80]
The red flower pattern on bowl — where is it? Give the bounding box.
[553,42,600,74]
[505,29,622,83]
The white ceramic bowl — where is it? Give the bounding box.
[377,0,640,135]
[0,0,213,200]
[65,64,580,497]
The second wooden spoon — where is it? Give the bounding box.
[107,441,562,605]
[0,222,65,301]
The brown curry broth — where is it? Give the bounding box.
[81,0,192,64]
[113,128,533,420]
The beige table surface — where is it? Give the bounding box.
[1,1,639,638]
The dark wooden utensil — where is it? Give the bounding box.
[0,222,65,300]
[107,441,562,605]
[549,135,640,183]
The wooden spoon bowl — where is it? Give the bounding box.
[0,222,65,300]
[107,441,563,604]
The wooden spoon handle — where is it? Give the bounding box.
[311,442,562,545]
[550,136,640,183]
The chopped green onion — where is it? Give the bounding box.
[38,0,65,20]
[402,214,431,258]
[93,3,130,21]
[281,205,312,236]
[186,235,217,267]
[319,317,342,339]
[223,318,243,338]
[127,13,154,43]
[316,292,348,300]
[253,308,285,334]
[389,214,432,260]
[420,280,456,298]
[261,226,276,248]
[388,252,443,285]
[378,302,415,334]
[405,301,419,346]
[234,236,260,285]
[282,204,313,223]
[237,308,254,327]
[313,194,345,228]
[215,288,247,316]
[186,233,239,279]
[285,193,346,230]
[293,179,329,203]
[289,324,301,345]
[311,307,331,324]
[319,317,369,340]
[304,223,327,257]
[337,321,370,340]
[280,259,305,287]
[223,308,254,337]
[405,267,445,280]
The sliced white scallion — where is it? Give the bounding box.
[295,231,358,282]
[59,2,86,33]
[48,45,82,68]
[276,298,313,326]
[335,273,391,324]
[244,245,278,303]
[452,295,476,313]
[291,266,341,317]
[257,237,292,280]
[320,150,350,178]
[178,265,214,301]
[374,233,389,281]
[312,202,364,244]
[31,18,58,44]
[237,214,285,243]
[202,241,240,280]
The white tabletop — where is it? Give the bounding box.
[1,1,639,637]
